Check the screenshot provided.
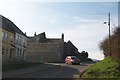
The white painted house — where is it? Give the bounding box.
[15,33,27,61]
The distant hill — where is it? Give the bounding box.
[91,59,100,62]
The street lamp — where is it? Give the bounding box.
[104,13,111,56]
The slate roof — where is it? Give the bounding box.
[67,40,78,50]
[28,32,63,43]
[1,15,26,37]
[2,17,14,33]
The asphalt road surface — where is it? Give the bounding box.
[3,62,93,79]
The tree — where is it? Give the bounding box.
[99,27,120,60]
[80,51,88,58]
[99,37,109,57]
[76,51,90,61]
[85,52,88,58]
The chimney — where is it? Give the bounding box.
[62,33,64,41]
[34,32,36,36]
[25,32,26,35]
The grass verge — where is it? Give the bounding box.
[82,57,120,78]
[2,62,43,72]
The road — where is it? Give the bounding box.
[3,62,93,79]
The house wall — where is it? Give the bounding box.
[64,42,78,57]
[26,42,64,62]
[14,33,27,61]
[2,29,15,63]
[1,15,28,63]
[0,28,2,68]
[0,16,2,65]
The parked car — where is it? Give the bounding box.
[65,56,80,65]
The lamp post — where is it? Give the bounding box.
[104,13,111,56]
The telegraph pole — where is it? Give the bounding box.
[108,13,111,56]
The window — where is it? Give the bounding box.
[16,35,18,43]
[2,48,4,55]
[23,39,24,45]
[23,39,24,43]
[5,33,8,42]
[2,32,5,41]
[17,36,21,44]
[19,37,21,44]
[11,36,13,43]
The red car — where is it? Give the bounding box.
[65,56,80,65]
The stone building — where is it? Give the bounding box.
[26,32,65,62]
[0,15,27,63]
[0,15,15,63]
[64,41,78,57]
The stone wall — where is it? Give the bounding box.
[26,42,64,62]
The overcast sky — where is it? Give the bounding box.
[0,0,118,60]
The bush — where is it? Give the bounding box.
[99,27,120,60]
[82,57,120,78]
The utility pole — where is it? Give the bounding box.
[104,13,111,56]
[108,13,111,56]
